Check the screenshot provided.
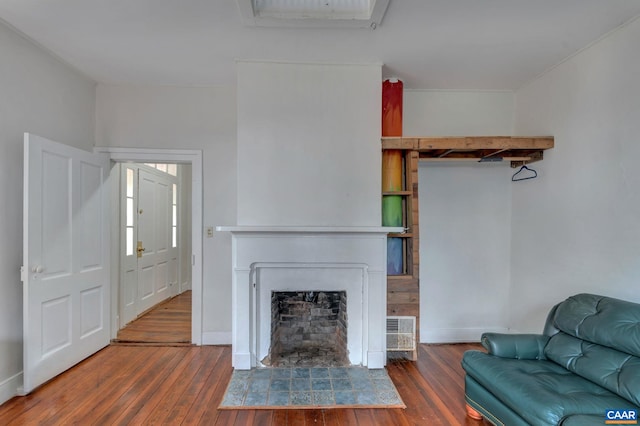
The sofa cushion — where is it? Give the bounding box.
[465,375,531,426]
[559,414,610,426]
[462,350,633,426]
[552,294,640,358]
[545,332,640,406]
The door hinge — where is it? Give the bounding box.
[20,265,25,282]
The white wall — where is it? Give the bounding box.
[0,22,96,404]
[95,84,237,343]
[511,17,640,332]
[404,90,515,342]
[404,90,514,136]
[237,62,381,226]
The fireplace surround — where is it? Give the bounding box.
[217,226,402,370]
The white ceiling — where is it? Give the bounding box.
[0,0,639,89]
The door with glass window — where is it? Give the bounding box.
[120,164,178,326]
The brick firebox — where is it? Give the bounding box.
[265,291,348,367]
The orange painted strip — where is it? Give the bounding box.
[382,150,403,191]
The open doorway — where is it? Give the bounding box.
[113,162,192,344]
[98,147,203,346]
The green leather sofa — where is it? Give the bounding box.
[461,293,640,425]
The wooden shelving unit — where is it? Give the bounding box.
[384,149,420,360]
[383,135,554,361]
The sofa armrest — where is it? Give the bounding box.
[481,333,549,360]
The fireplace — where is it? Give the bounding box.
[266,291,348,367]
[217,226,402,370]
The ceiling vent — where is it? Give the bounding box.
[236,0,390,29]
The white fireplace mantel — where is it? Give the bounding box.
[217,226,402,370]
[216,226,404,234]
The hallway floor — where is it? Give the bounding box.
[114,290,192,345]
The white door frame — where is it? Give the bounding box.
[96,147,203,345]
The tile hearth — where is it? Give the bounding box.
[219,367,404,409]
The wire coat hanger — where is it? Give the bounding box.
[512,165,537,181]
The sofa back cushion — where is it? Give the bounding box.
[550,294,640,358]
[544,293,640,406]
[545,332,640,406]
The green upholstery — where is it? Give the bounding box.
[462,294,640,425]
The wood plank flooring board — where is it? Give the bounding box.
[19,346,152,426]
[59,347,179,425]
[164,347,226,424]
[0,292,488,426]
[354,408,379,425]
[305,409,324,424]
[234,409,256,425]
[252,409,275,425]
[286,410,307,425]
[143,347,222,424]
[410,358,464,426]
[0,344,125,424]
[417,344,476,415]
[106,347,200,425]
[184,349,233,424]
[392,361,457,426]
[83,347,178,424]
[211,409,238,426]
[271,410,289,425]
[370,408,412,426]
[115,291,191,344]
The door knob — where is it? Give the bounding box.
[32,265,44,273]
[136,241,146,258]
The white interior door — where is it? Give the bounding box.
[120,166,178,323]
[137,168,172,314]
[22,133,110,394]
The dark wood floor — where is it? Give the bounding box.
[2,291,489,425]
[0,343,487,425]
[114,290,192,344]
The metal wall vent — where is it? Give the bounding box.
[386,316,416,352]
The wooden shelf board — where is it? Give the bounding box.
[382,191,412,196]
[388,233,412,238]
[382,136,553,167]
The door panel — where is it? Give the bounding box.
[78,161,104,270]
[80,286,103,337]
[23,133,110,394]
[41,151,72,277]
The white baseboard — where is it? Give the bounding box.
[202,331,232,345]
[366,351,386,369]
[420,327,509,344]
[0,371,23,405]
[233,352,252,370]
